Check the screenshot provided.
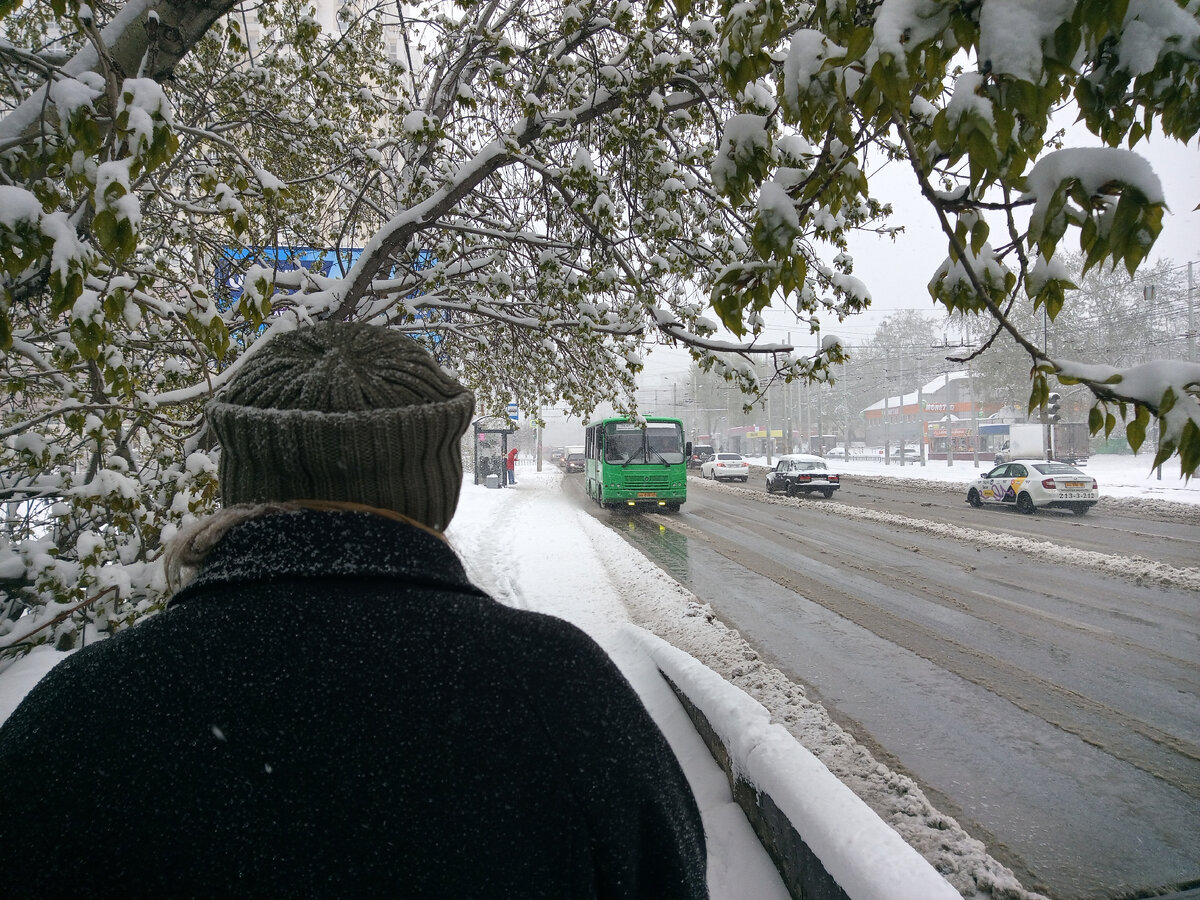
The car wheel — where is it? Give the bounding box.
[1017,492,1036,515]
[967,488,982,508]
[1070,502,1090,516]
[766,482,774,494]
[823,489,834,499]
[740,477,748,483]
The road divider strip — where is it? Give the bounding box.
[692,474,1200,592]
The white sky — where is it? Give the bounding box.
[835,130,1200,348]
[640,129,1200,382]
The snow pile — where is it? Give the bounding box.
[634,628,963,900]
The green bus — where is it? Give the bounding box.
[583,416,689,511]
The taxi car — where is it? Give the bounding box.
[966,459,1099,515]
[699,452,750,482]
[765,454,840,498]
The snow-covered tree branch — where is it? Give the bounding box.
[2,0,1198,650]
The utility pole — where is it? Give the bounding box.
[898,354,906,467]
[946,371,953,467]
[786,333,793,454]
[883,350,890,466]
[1189,262,1196,362]
[917,382,925,466]
[969,361,979,468]
[765,388,773,467]
[843,361,851,459]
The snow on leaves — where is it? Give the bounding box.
[0,0,1198,651]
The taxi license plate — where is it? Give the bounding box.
[637,492,657,498]
[1064,481,1085,488]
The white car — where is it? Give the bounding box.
[967,459,1099,515]
[700,452,750,482]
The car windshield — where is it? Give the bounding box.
[717,454,742,461]
[1032,463,1084,476]
[796,461,824,471]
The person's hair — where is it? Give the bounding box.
[164,499,448,591]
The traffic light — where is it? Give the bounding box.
[1046,392,1061,424]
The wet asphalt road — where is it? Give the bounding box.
[566,470,1200,900]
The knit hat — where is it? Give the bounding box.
[206,321,474,531]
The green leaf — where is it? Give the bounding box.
[1177,419,1200,479]
[844,26,873,63]
[1126,405,1149,453]
[93,210,119,256]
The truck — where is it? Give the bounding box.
[993,423,1090,466]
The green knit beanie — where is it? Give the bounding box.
[206,321,474,531]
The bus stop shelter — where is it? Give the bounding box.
[472,417,516,487]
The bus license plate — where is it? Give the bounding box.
[637,492,657,498]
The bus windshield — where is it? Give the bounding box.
[603,421,685,466]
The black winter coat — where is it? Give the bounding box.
[0,510,708,899]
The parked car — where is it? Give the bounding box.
[765,454,840,498]
[700,452,750,482]
[966,460,1099,515]
[890,446,922,462]
[824,446,848,459]
[687,444,715,469]
[562,446,585,473]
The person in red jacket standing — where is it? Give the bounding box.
[506,444,519,484]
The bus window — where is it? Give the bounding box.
[605,428,643,464]
[646,422,685,464]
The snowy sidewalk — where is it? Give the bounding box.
[448,467,791,898]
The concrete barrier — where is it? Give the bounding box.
[631,629,962,900]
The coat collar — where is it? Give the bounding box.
[170,508,485,605]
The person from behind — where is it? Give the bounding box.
[0,320,708,898]
[506,444,519,484]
